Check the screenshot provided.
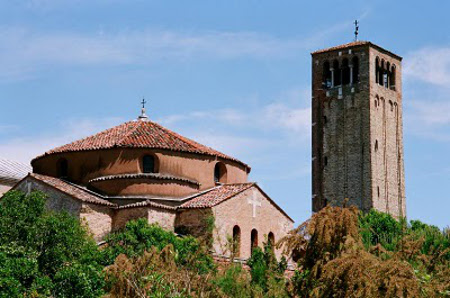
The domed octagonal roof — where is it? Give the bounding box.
[32,119,249,169]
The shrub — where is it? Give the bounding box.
[359,209,406,251]
[0,190,105,297]
[102,218,215,274]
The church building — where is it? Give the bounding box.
[8,38,408,261]
[13,106,293,261]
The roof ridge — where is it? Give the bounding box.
[27,173,117,207]
[31,119,249,169]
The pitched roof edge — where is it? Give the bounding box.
[19,173,117,207]
[178,182,255,209]
[251,183,294,223]
[311,41,402,60]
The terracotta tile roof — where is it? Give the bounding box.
[312,40,402,60]
[32,120,249,169]
[311,41,369,54]
[179,183,255,209]
[117,200,177,210]
[0,158,31,186]
[27,173,117,207]
[89,173,200,186]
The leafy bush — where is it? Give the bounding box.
[102,218,214,273]
[0,190,105,297]
[359,209,406,251]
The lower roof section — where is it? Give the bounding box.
[11,173,292,222]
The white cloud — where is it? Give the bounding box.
[405,99,450,141]
[404,46,450,87]
[0,19,357,82]
[159,103,310,137]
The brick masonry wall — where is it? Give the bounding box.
[312,43,406,218]
[15,178,112,241]
[175,186,293,260]
[369,47,406,218]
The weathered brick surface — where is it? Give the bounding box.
[15,179,113,241]
[311,42,406,218]
[176,186,294,260]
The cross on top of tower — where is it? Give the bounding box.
[138,97,149,121]
[354,20,359,42]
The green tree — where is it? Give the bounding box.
[0,190,105,297]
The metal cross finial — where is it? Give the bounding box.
[354,20,359,42]
[138,97,149,120]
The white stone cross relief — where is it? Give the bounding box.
[247,190,262,218]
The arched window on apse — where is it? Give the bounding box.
[232,225,241,257]
[57,158,68,179]
[143,155,156,173]
[268,232,275,250]
[214,162,227,183]
[251,229,258,255]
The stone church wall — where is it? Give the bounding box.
[80,204,113,241]
[176,187,294,261]
[114,207,176,232]
[14,178,112,241]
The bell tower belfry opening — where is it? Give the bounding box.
[311,41,406,218]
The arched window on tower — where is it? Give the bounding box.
[352,56,360,83]
[380,60,386,86]
[341,58,350,85]
[390,65,396,90]
[232,225,241,257]
[251,229,258,255]
[268,232,275,250]
[375,57,380,84]
[57,158,68,179]
[214,162,227,183]
[322,61,332,88]
[385,62,391,88]
[143,155,156,173]
[332,60,341,86]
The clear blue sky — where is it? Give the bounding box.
[0,0,449,228]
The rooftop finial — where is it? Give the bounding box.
[354,20,359,42]
[138,97,149,120]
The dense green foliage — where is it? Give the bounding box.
[360,209,450,259]
[2,189,449,297]
[0,190,105,297]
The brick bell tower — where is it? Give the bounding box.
[311,40,406,218]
